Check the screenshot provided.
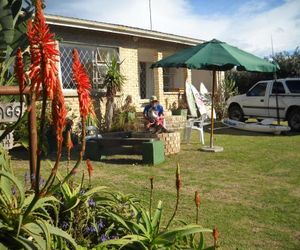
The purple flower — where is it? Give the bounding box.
[85,225,96,234]
[88,198,96,207]
[39,178,45,187]
[97,219,104,230]
[11,186,17,195]
[61,221,69,230]
[24,172,30,184]
[100,234,108,242]
[79,189,85,196]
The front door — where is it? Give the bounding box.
[139,62,154,99]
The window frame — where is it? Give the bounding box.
[271,81,286,94]
[247,82,268,97]
[163,68,176,92]
[58,41,119,94]
[286,80,300,94]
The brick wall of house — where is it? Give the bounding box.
[119,47,139,105]
[64,95,80,125]
[153,52,164,103]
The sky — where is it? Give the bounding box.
[44,0,300,57]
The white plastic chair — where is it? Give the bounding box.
[184,113,210,144]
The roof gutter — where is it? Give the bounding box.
[46,14,203,46]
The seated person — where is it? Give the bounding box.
[143,95,167,132]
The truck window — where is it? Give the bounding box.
[247,82,268,96]
[272,82,285,94]
[286,80,300,93]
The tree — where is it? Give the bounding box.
[227,47,300,93]
[272,47,300,78]
[103,57,125,130]
[0,0,34,86]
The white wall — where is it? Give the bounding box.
[191,70,213,92]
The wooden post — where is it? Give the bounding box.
[209,70,216,148]
[0,86,37,188]
[28,94,37,189]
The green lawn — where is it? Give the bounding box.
[11,128,300,249]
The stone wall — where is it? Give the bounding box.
[156,131,180,155]
[165,115,186,131]
[131,131,181,155]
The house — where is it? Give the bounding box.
[46,14,223,126]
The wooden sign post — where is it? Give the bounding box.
[0,86,37,188]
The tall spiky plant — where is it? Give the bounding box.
[0,0,33,91]
[103,57,125,130]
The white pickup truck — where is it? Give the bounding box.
[227,78,300,131]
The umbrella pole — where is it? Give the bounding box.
[209,70,216,148]
[201,70,223,152]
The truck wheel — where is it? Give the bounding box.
[288,108,300,132]
[228,105,245,122]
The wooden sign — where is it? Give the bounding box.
[0,130,14,150]
[0,102,25,123]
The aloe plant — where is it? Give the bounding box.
[103,57,126,130]
[98,200,213,249]
[0,146,77,249]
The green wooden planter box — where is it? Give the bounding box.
[142,140,165,165]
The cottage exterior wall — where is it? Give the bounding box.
[49,22,216,129]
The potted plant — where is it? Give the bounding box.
[171,98,188,117]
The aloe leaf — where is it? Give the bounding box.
[7,233,38,250]
[46,222,78,249]
[0,170,25,206]
[81,186,106,200]
[22,222,47,250]
[198,232,205,250]
[151,200,162,234]
[31,196,59,213]
[62,197,80,213]
[154,225,212,245]
[98,235,148,249]
[36,219,51,250]
[22,193,34,209]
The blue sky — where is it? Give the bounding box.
[45,0,300,57]
[188,0,284,15]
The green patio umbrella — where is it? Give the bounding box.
[151,39,279,152]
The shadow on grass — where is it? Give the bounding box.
[9,146,144,166]
[100,158,143,165]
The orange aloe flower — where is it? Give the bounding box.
[66,130,73,151]
[176,164,182,191]
[15,48,26,93]
[194,191,201,208]
[51,83,67,148]
[86,159,94,177]
[72,49,95,119]
[212,227,219,247]
[27,0,59,100]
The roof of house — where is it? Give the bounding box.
[45,14,203,46]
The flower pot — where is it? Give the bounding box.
[172,109,188,117]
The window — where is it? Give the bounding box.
[59,43,119,91]
[139,62,147,99]
[286,80,300,93]
[163,68,175,92]
[247,82,268,96]
[272,81,285,94]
